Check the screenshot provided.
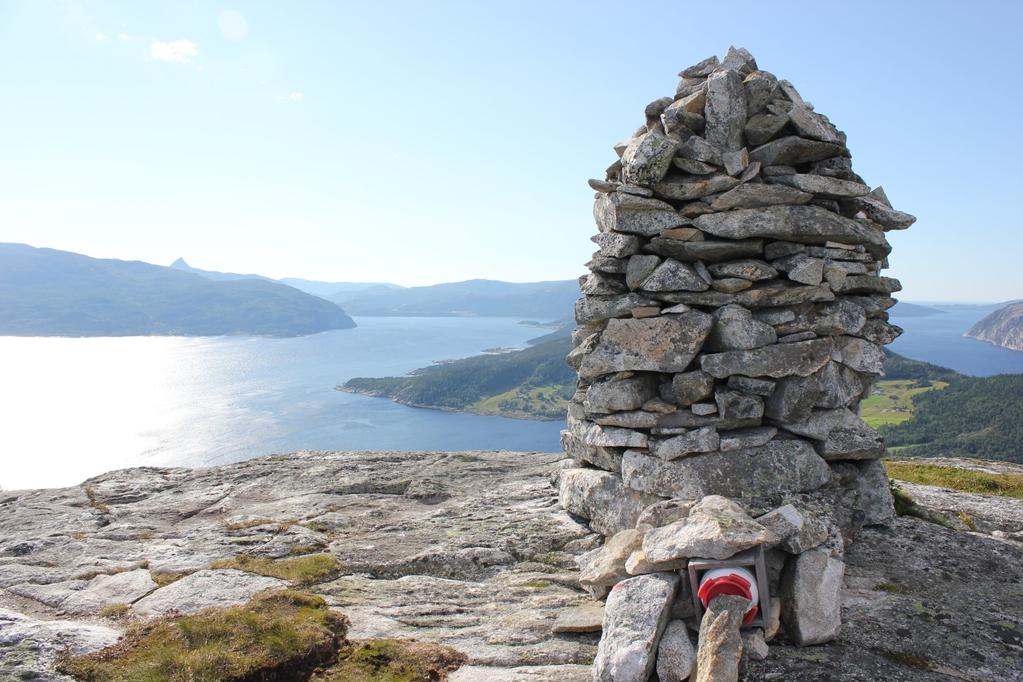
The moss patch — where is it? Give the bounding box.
[885,461,1023,498]
[150,571,192,588]
[210,554,342,586]
[875,582,911,595]
[890,482,953,528]
[57,590,348,682]
[314,638,467,682]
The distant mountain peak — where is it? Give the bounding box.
[170,257,190,269]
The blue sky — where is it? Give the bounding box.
[1,1,1020,301]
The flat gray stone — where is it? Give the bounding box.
[781,549,844,645]
[651,427,720,461]
[710,182,812,210]
[622,131,678,186]
[594,192,685,237]
[593,573,679,682]
[132,569,286,616]
[771,173,869,197]
[642,495,775,562]
[578,528,646,588]
[656,620,696,682]
[625,254,661,290]
[700,338,834,379]
[552,602,605,634]
[704,70,747,151]
[585,375,657,414]
[578,313,714,379]
[639,258,710,292]
[559,468,660,536]
[694,205,889,256]
[622,440,832,500]
[705,304,777,351]
[672,370,715,406]
[707,259,778,281]
[749,136,846,166]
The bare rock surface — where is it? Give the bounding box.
[1,453,1021,680]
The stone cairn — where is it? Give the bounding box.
[557,48,916,681]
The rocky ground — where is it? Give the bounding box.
[1,450,1020,681]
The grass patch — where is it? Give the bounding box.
[57,590,347,682]
[861,379,947,428]
[885,461,1023,499]
[468,384,569,420]
[210,554,342,586]
[82,486,110,514]
[98,603,130,618]
[314,638,467,682]
[519,581,550,589]
[150,571,192,587]
[875,582,911,595]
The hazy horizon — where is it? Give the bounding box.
[2,1,1021,301]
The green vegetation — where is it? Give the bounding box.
[874,582,911,595]
[867,352,1023,464]
[59,591,467,682]
[0,243,355,336]
[313,639,467,681]
[57,590,348,681]
[861,379,948,428]
[343,337,574,420]
[210,554,342,586]
[470,384,569,419]
[880,373,1023,463]
[884,461,1023,499]
[150,571,191,587]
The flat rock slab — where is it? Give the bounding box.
[0,607,119,682]
[0,451,598,679]
[1,454,1022,681]
[132,569,287,616]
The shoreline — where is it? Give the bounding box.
[335,384,565,422]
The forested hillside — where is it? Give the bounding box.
[342,337,574,419]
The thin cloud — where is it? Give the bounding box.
[276,91,304,102]
[218,10,249,41]
[150,39,199,65]
[95,32,110,42]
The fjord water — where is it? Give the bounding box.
[889,305,1023,377]
[0,317,564,490]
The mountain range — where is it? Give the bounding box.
[174,257,580,321]
[0,244,355,337]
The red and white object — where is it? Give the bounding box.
[696,566,759,625]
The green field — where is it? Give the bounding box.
[861,379,948,428]
[469,384,569,420]
[885,460,1023,499]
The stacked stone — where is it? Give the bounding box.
[557,48,916,680]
